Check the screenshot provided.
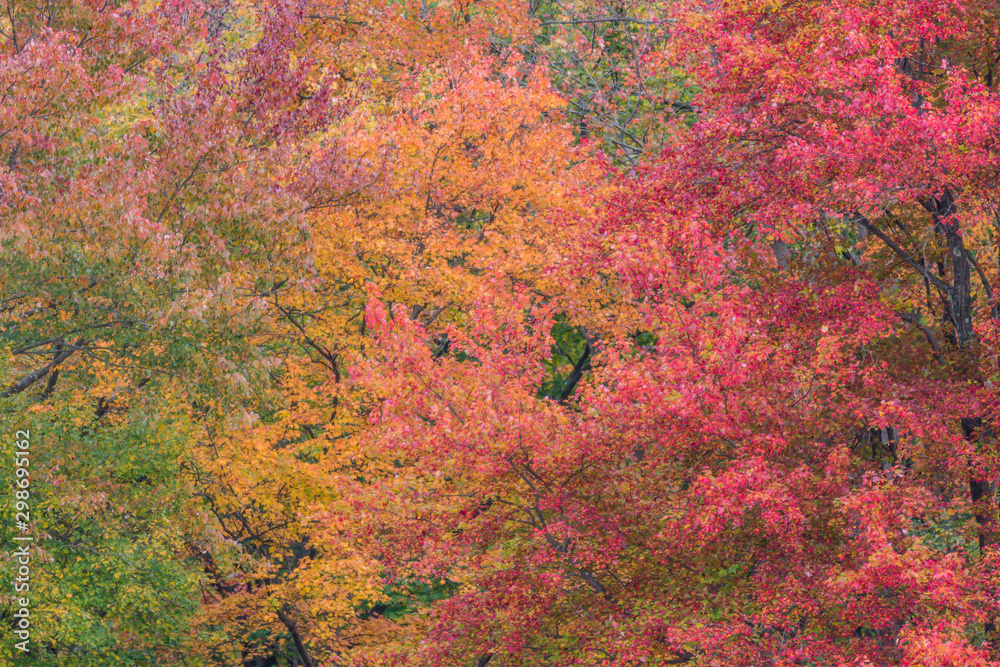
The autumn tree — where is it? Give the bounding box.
[0,0,343,663]
[185,0,618,663]
[326,0,1000,665]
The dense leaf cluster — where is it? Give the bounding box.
[5,0,1000,665]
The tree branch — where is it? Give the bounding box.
[896,311,944,363]
[540,17,672,26]
[854,215,951,294]
[276,607,317,667]
[2,338,85,397]
[556,342,591,403]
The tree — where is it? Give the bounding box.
[329,0,1000,664]
[188,0,614,660]
[1,0,343,663]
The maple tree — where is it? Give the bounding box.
[184,2,612,664]
[328,0,1000,665]
[640,0,1000,661]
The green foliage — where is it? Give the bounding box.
[0,396,203,665]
